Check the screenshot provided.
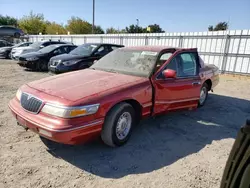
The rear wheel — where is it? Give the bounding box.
[37,60,48,71]
[14,32,20,38]
[101,103,135,147]
[198,83,208,107]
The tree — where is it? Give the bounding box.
[46,22,67,34]
[18,11,46,34]
[0,15,18,26]
[125,24,144,33]
[106,27,120,34]
[208,22,228,31]
[66,17,92,34]
[147,24,164,33]
[94,25,104,34]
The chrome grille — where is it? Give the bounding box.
[20,93,43,113]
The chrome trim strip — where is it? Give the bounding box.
[155,98,199,104]
[9,103,103,133]
[142,103,152,108]
[43,103,100,110]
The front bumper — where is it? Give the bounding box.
[8,98,104,145]
[17,60,38,69]
[48,63,79,74]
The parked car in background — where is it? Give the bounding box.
[0,42,32,59]
[9,46,219,147]
[48,43,124,73]
[11,40,71,60]
[18,44,77,71]
[0,39,13,48]
[0,26,24,38]
[220,119,250,188]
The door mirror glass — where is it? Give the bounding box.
[163,69,176,78]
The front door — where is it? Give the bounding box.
[152,51,201,115]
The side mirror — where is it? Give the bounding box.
[39,45,44,49]
[163,69,177,79]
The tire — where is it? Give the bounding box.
[14,32,20,38]
[37,60,48,71]
[101,103,135,147]
[78,63,89,70]
[198,83,208,107]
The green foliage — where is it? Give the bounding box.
[147,24,164,33]
[66,17,92,34]
[208,22,228,31]
[106,27,121,34]
[0,15,18,26]
[18,11,46,34]
[125,24,145,33]
[94,25,104,34]
[46,22,67,34]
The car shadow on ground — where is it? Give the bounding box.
[43,93,250,178]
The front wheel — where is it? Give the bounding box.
[198,83,208,107]
[101,103,135,147]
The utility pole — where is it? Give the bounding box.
[136,19,139,33]
[92,0,95,34]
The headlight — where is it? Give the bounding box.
[26,57,39,61]
[16,89,22,101]
[41,103,100,118]
[62,60,77,66]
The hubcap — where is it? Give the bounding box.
[199,87,207,104]
[116,112,132,140]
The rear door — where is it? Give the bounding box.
[152,50,202,114]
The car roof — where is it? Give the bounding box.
[45,44,74,48]
[122,45,197,52]
[84,43,124,47]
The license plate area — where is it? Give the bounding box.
[16,115,28,130]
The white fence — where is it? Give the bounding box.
[29,30,250,75]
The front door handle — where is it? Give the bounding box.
[192,81,201,86]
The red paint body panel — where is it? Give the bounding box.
[8,46,219,145]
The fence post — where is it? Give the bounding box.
[100,36,103,43]
[145,35,148,45]
[233,30,243,73]
[120,36,123,45]
[84,36,87,44]
[221,34,230,73]
[178,36,183,48]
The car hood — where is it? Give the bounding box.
[0,46,12,51]
[27,69,144,102]
[50,53,90,62]
[19,52,45,58]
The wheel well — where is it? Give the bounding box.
[205,79,212,91]
[124,99,142,124]
[108,99,142,124]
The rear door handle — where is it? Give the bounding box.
[192,81,201,86]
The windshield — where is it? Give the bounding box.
[38,45,59,53]
[29,42,43,48]
[70,43,98,56]
[90,49,159,77]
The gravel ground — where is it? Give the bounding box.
[0,59,250,188]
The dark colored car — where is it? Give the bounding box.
[11,40,72,60]
[18,44,77,71]
[220,119,250,188]
[0,39,13,48]
[0,26,24,38]
[48,43,124,73]
[0,42,32,59]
